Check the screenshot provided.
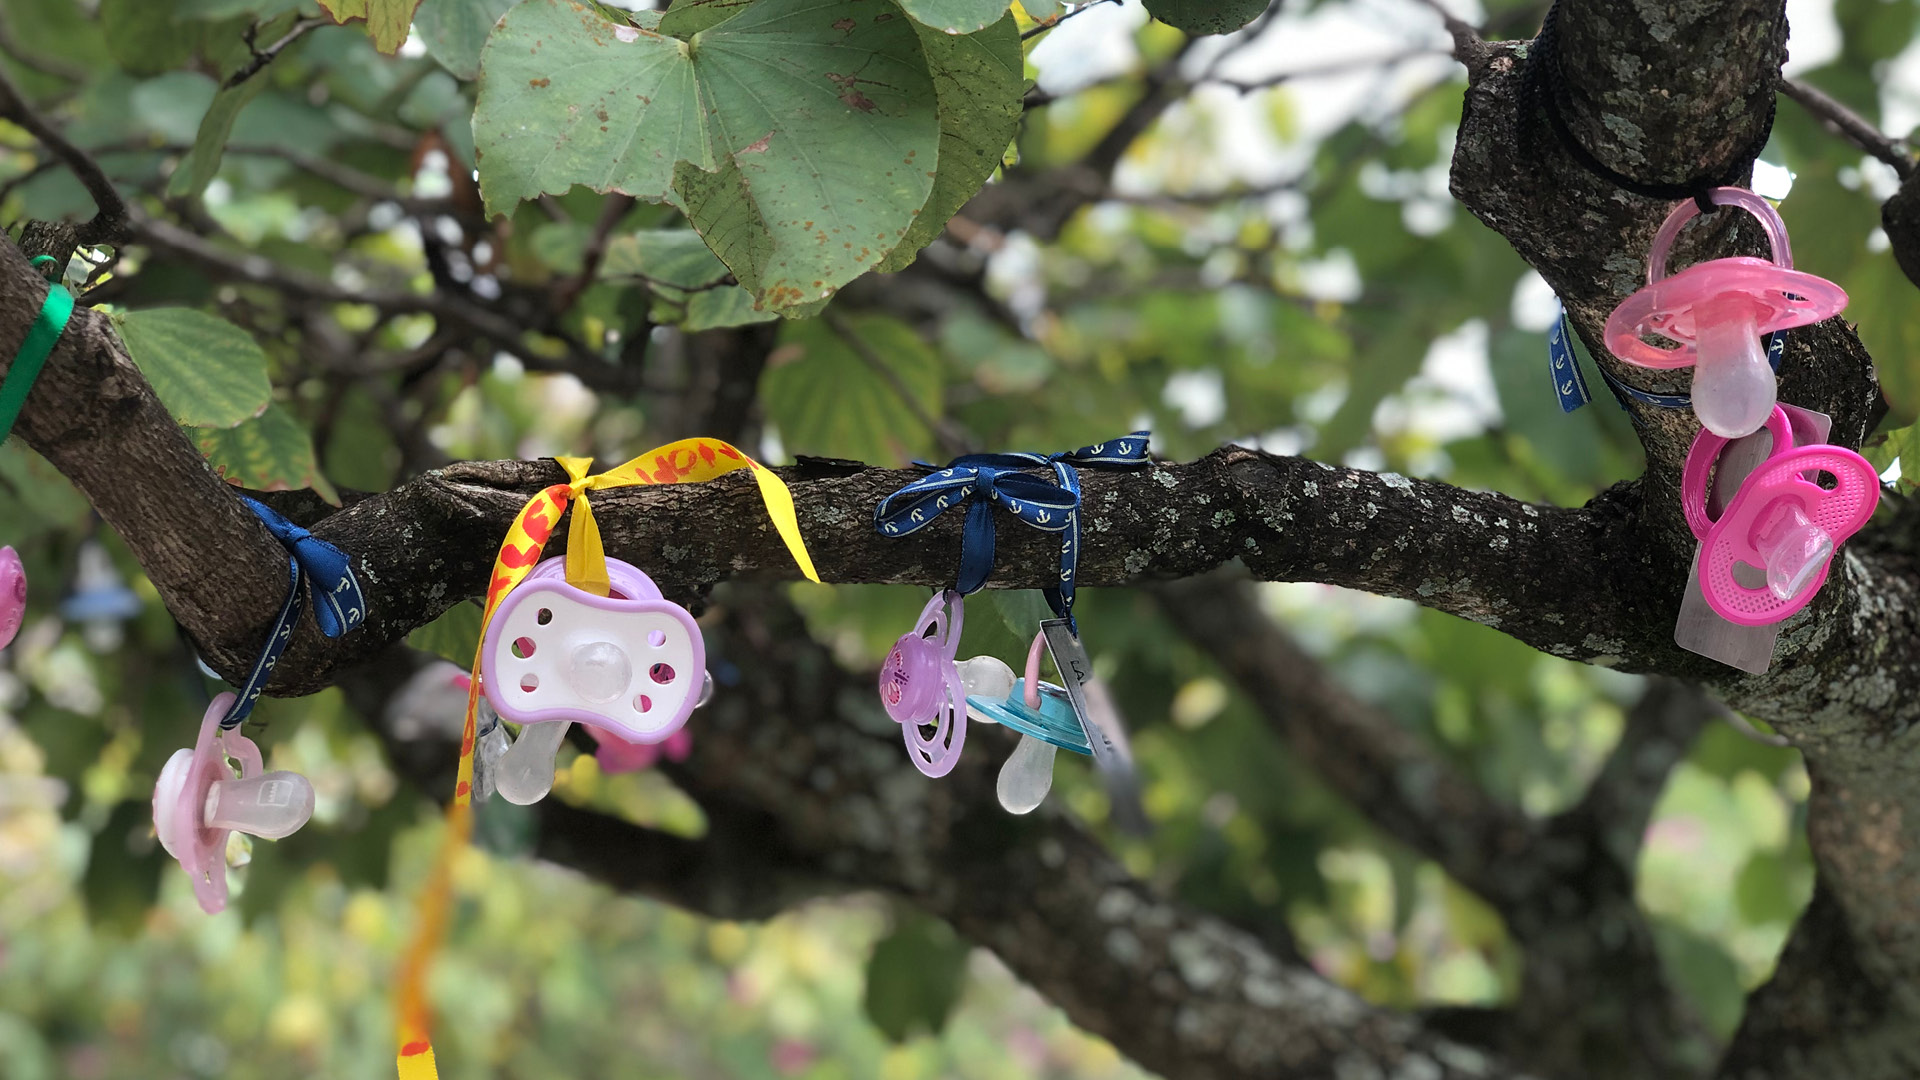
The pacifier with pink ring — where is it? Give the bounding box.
[1683,405,1880,626]
[0,545,23,651]
[482,555,710,805]
[879,590,969,777]
[152,692,316,914]
[1605,187,1848,438]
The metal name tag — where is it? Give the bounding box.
[1040,619,1149,834]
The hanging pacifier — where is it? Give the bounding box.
[879,590,969,777]
[1605,187,1848,438]
[1683,405,1880,625]
[962,632,1093,814]
[0,545,23,651]
[481,555,709,805]
[152,692,316,914]
[587,723,696,774]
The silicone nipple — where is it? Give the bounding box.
[996,734,1058,815]
[496,721,570,805]
[957,655,1015,701]
[203,770,315,839]
[568,640,632,704]
[1691,295,1775,437]
[1755,502,1834,600]
[471,698,513,803]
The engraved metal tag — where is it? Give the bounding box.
[1040,618,1148,834]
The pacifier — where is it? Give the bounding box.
[963,633,1092,814]
[588,725,693,774]
[152,692,315,914]
[1683,405,1880,625]
[0,545,23,651]
[1605,187,1849,438]
[482,556,708,805]
[879,590,968,777]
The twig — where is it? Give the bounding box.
[1780,76,1915,180]
[0,67,130,245]
[1021,0,1121,41]
[225,17,330,89]
[822,308,972,458]
[1408,0,1484,58]
[1207,45,1449,94]
[552,194,636,313]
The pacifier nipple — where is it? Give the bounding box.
[1691,295,1775,438]
[496,721,570,805]
[1756,502,1834,600]
[203,770,315,840]
[957,655,1015,701]
[996,734,1058,815]
[471,698,513,803]
[568,640,632,704]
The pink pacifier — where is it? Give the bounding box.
[0,545,23,651]
[152,692,316,914]
[589,726,692,773]
[879,590,967,777]
[1683,406,1880,626]
[482,556,708,804]
[1605,187,1849,438]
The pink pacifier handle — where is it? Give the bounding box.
[1024,631,1045,710]
[1647,187,1793,284]
[0,545,23,651]
[1682,405,1795,541]
[1696,443,1880,625]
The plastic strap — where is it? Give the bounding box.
[0,256,74,443]
[1550,301,1782,412]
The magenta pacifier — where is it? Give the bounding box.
[589,725,693,773]
[1606,187,1849,438]
[482,556,706,742]
[879,590,967,777]
[0,545,23,651]
[1683,406,1880,626]
[152,692,316,914]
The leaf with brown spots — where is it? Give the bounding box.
[316,0,424,54]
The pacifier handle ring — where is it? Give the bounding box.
[941,590,962,657]
[1024,631,1045,710]
[1648,187,1793,285]
[221,730,263,779]
[1683,405,1794,541]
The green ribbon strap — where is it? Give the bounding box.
[0,255,75,442]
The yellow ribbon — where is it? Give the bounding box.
[394,439,816,1078]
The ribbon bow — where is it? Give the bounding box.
[395,437,817,1080]
[218,498,366,731]
[874,433,1150,626]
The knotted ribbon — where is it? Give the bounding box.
[873,433,1150,627]
[217,498,365,731]
[395,438,818,1080]
[0,256,74,444]
[1549,300,1783,413]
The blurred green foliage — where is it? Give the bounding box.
[0,0,1901,1074]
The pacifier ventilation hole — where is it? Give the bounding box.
[648,630,666,647]
[512,636,536,658]
[536,608,553,625]
[649,663,675,684]
[520,674,539,692]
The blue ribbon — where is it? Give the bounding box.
[1550,299,1782,412]
[216,498,366,730]
[873,433,1151,627]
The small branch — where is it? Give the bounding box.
[822,308,972,458]
[1780,76,1915,180]
[1020,0,1120,42]
[0,67,130,245]
[224,17,330,90]
[1408,0,1489,68]
[1206,45,1448,95]
[551,194,635,313]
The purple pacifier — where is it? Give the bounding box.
[878,590,967,777]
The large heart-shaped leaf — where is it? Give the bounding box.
[876,12,1022,273]
[413,0,516,79]
[474,0,941,312]
[862,912,971,1041]
[898,0,1011,34]
[114,307,273,428]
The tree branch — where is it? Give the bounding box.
[1779,77,1913,180]
[0,66,130,245]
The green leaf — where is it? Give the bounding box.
[606,229,733,289]
[876,13,1023,274]
[862,912,971,1042]
[898,0,1012,34]
[167,76,267,199]
[193,402,339,501]
[114,308,273,428]
[316,0,425,53]
[760,313,941,463]
[409,601,482,664]
[1142,0,1267,35]
[413,0,516,79]
[1733,851,1804,925]
[683,285,780,331]
[658,0,750,36]
[101,0,197,76]
[1838,250,1920,425]
[473,0,941,312]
